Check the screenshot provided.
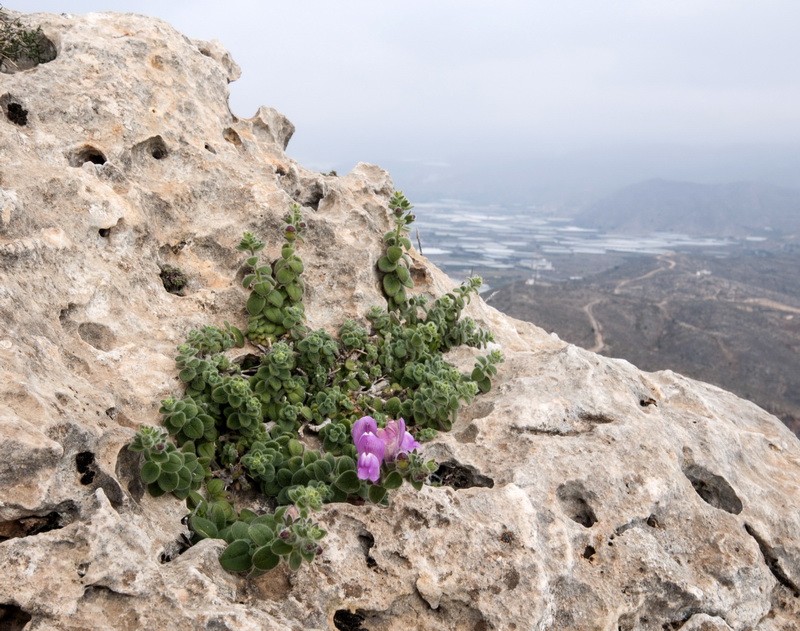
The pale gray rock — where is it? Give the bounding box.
[0,8,799,631]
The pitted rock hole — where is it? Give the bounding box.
[433,461,494,490]
[0,503,76,542]
[75,451,96,485]
[133,135,168,160]
[115,444,145,502]
[6,102,27,126]
[583,545,596,560]
[159,533,192,563]
[299,181,324,211]
[78,322,117,351]
[223,127,242,146]
[556,481,598,528]
[358,531,377,568]
[68,145,106,167]
[204,143,216,153]
[682,464,743,514]
[0,603,32,631]
[333,609,366,631]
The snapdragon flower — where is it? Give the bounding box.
[377,418,420,462]
[353,415,421,482]
[352,416,385,483]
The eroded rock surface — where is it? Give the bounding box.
[1,9,799,631]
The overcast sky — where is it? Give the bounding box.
[17,1,800,202]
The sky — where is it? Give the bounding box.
[16,1,800,205]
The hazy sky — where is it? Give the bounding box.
[16,1,800,201]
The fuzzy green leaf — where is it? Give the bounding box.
[209,502,229,529]
[184,417,204,440]
[190,516,219,540]
[161,453,184,473]
[271,539,293,556]
[231,521,250,541]
[254,280,273,297]
[176,467,193,490]
[248,524,274,547]
[207,478,225,497]
[377,256,397,272]
[276,268,295,284]
[288,550,303,571]
[383,274,401,297]
[219,540,252,572]
[267,290,285,307]
[246,292,266,315]
[225,322,245,347]
[387,245,403,263]
[396,265,411,283]
[252,545,281,571]
[285,283,303,302]
[383,471,403,490]
[141,461,161,484]
[157,470,179,493]
[334,470,361,494]
[368,484,388,504]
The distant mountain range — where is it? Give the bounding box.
[573,179,800,238]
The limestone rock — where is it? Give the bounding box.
[1,8,799,631]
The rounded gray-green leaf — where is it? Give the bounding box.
[246,292,267,315]
[377,256,397,272]
[219,540,252,572]
[386,245,404,263]
[383,274,401,297]
[368,484,388,504]
[270,539,293,556]
[141,461,161,484]
[160,453,184,473]
[157,470,180,493]
[252,545,280,572]
[288,550,303,572]
[190,515,219,540]
[334,470,361,494]
[383,470,403,490]
[248,524,274,548]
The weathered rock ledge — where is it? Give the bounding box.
[1,9,798,631]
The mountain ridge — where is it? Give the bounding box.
[574,178,800,238]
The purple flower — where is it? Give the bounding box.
[353,416,385,482]
[356,433,385,483]
[353,415,421,483]
[353,416,378,446]
[378,418,421,462]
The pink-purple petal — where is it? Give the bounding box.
[357,452,382,482]
[353,416,378,445]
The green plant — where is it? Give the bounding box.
[0,6,47,68]
[160,265,188,294]
[131,193,503,576]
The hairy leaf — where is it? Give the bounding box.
[252,545,281,571]
[219,540,252,572]
[190,516,219,540]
